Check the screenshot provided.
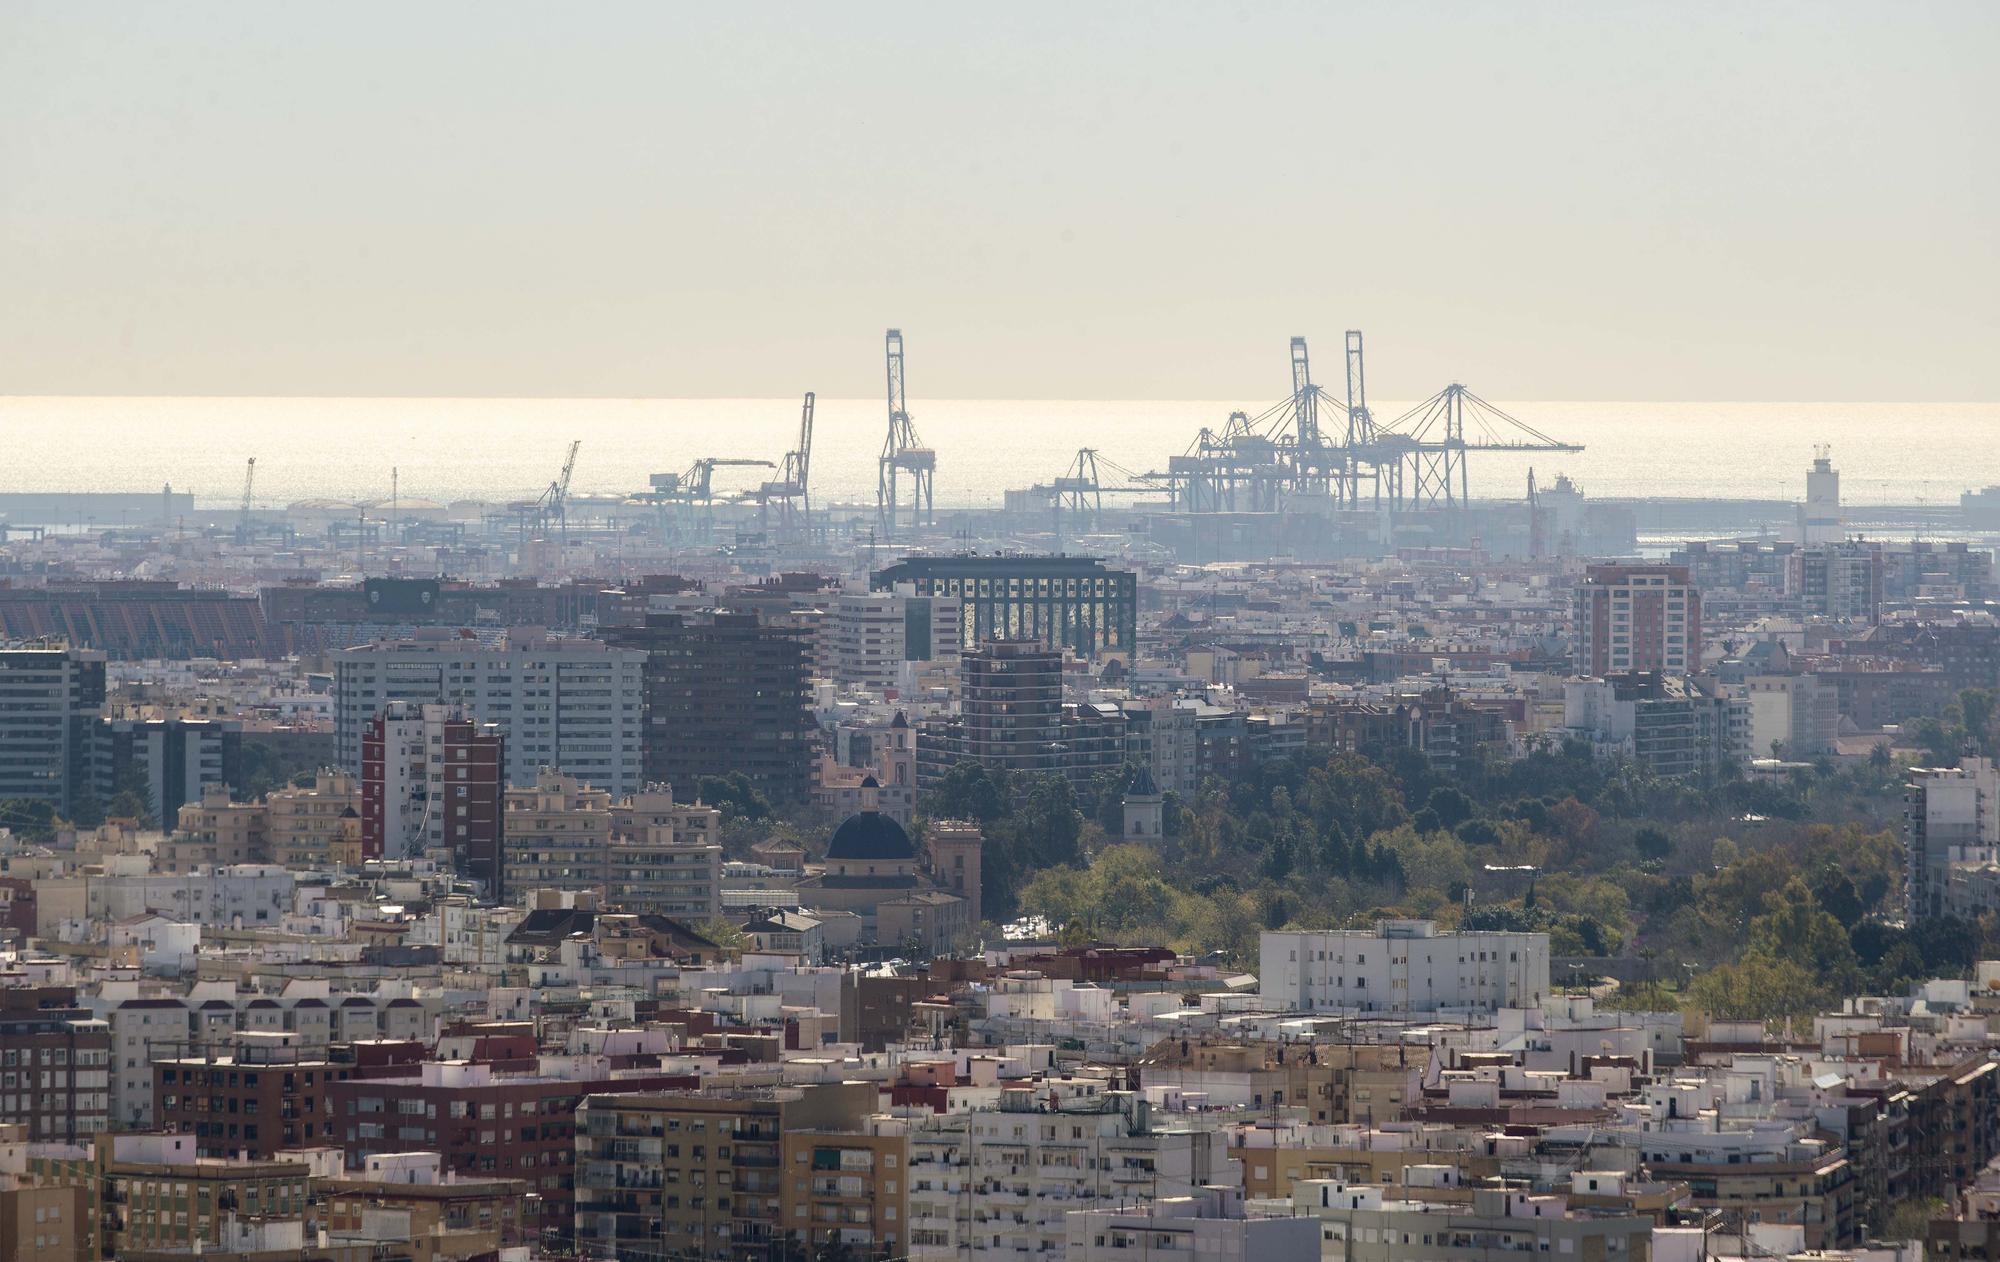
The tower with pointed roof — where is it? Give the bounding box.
[1122,766,1163,841]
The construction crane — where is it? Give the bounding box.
[877,328,935,539]
[756,392,816,545]
[650,457,774,543]
[235,458,256,543]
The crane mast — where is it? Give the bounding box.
[877,328,935,538]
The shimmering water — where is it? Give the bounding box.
[0,396,1993,511]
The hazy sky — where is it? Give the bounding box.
[3,2,1995,401]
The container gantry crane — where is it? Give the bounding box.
[877,328,935,539]
[651,456,774,543]
[1157,331,1582,517]
[756,392,817,545]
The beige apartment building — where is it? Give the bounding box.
[503,772,723,920]
[575,1081,906,1260]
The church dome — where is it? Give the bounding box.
[826,809,915,862]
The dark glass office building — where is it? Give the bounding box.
[870,555,1137,660]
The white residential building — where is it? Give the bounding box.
[333,628,644,794]
[1259,919,1550,1016]
[907,1092,1220,1262]
[826,585,963,691]
[1065,1187,1319,1262]
[1908,756,2000,919]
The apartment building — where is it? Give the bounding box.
[826,585,963,690]
[0,1121,85,1262]
[0,646,106,815]
[153,1045,357,1158]
[1907,758,2000,920]
[1564,673,1749,781]
[334,629,644,796]
[0,987,110,1142]
[157,784,268,874]
[331,1058,700,1238]
[871,554,1138,661]
[94,717,241,824]
[266,770,361,868]
[1067,1186,1319,1262]
[905,1091,1219,1262]
[1135,1040,1423,1126]
[574,1081,905,1260]
[94,981,431,1129]
[501,771,723,920]
[1289,1180,1658,1262]
[604,611,816,805]
[362,702,505,891]
[1260,920,1551,1016]
[1573,564,1701,676]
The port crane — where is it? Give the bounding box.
[877,328,935,539]
[755,392,817,545]
[1044,448,1161,537]
[1158,332,1581,517]
[235,458,256,543]
[650,456,774,543]
[537,440,581,539]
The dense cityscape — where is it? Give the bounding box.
[1,380,1999,1262]
[7,4,1998,1261]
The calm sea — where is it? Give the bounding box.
[0,397,1994,512]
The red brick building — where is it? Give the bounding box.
[327,1060,698,1237]
[0,986,111,1142]
[1574,563,1702,676]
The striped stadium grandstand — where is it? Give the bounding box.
[0,582,291,660]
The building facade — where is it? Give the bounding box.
[1573,564,1701,677]
[0,647,106,815]
[94,717,241,824]
[334,630,644,796]
[826,586,963,690]
[1260,920,1551,1016]
[0,987,110,1142]
[574,1082,905,1261]
[605,612,815,805]
[361,702,506,891]
[871,554,1138,660]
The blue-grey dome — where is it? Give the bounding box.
[826,810,915,862]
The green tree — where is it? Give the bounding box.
[1686,955,1830,1026]
[0,799,58,844]
[923,762,1012,824]
[695,773,773,821]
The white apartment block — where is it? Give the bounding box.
[826,586,963,691]
[1260,920,1550,1016]
[334,629,644,795]
[907,1095,1219,1262]
[92,978,434,1127]
[1065,1188,1319,1262]
[1908,756,2000,919]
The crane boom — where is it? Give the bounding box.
[236,457,256,542]
[795,391,814,494]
